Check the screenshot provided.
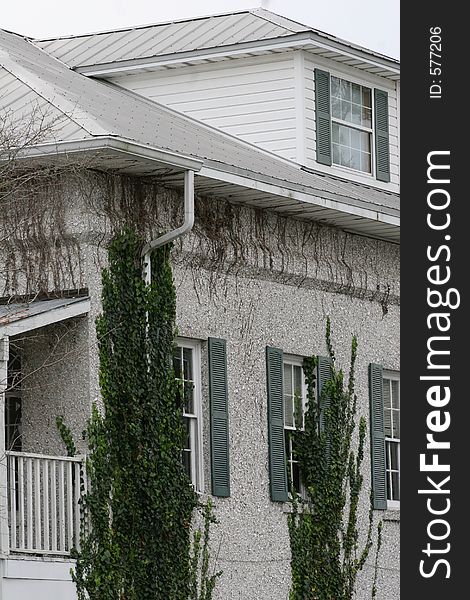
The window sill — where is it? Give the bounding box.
[383,508,400,522]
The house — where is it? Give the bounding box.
[0,9,399,600]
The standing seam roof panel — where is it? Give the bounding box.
[1,29,398,218]
[34,12,305,68]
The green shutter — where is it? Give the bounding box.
[266,346,288,502]
[317,355,333,432]
[369,363,387,509]
[208,338,230,497]
[315,69,332,166]
[374,89,391,182]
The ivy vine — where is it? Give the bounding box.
[72,228,209,600]
[288,318,379,600]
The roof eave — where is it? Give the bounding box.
[74,33,399,80]
[7,136,204,172]
[8,137,399,243]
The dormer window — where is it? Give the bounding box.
[331,77,372,174]
[315,69,391,182]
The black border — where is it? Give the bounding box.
[401,4,466,596]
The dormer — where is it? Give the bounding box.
[36,9,399,193]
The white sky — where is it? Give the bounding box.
[0,0,399,59]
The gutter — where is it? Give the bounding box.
[141,169,195,284]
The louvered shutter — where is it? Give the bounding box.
[208,338,230,497]
[315,69,332,165]
[317,355,333,432]
[266,346,288,502]
[374,89,391,182]
[369,363,387,509]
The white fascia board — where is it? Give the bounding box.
[77,34,399,79]
[11,137,204,172]
[198,166,400,227]
[0,298,91,337]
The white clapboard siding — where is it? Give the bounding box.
[108,53,298,161]
[303,52,400,191]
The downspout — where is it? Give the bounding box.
[142,170,195,284]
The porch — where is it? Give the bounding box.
[0,296,90,560]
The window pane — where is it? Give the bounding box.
[384,407,392,438]
[183,347,193,381]
[360,152,371,173]
[340,145,351,167]
[383,379,391,409]
[391,472,400,501]
[362,87,372,108]
[284,395,294,427]
[341,100,351,122]
[332,123,340,143]
[292,462,301,494]
[362,107,372,128]
[293,365,302,396]
[350,128,361,150]
[182,450,191,479]
[182,417,191,449]
[360,131,371,153]
[339,125,350,146]
[351,103,361,126]
[352,83,361,104]
[284,364,292,397]
[331,76,340,97]
[333,143,341,165]
[389,441,399,470]
[331,96,341,119]
[393,409,400,438]
[184,382,194,414]
[391,380,400,408]
[350,149,360,171]
[340,79,351,100]
[173,349,182,377]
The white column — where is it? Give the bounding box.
[0,335,10,556]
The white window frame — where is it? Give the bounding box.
[175,338,204,494]
[330,74,375,177]
[283,354,308,497]
[383,370,400,510]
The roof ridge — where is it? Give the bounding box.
[34,8,262,42]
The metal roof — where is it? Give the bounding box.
[34,9,399,80]
[1,29,399,243]
[0,297,90,336]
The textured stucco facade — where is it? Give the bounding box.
[1,174,399,600]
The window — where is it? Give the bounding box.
[383,372,400,507]
[283,357,307,496]
[173,339,203,492]
[331,76,373,174]
[314,69,390,182]
[5,349,22,452]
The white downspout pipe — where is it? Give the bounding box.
[142,170,195,285]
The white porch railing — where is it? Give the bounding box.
[6,451,85,555]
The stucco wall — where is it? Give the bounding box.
[1,173,399,600]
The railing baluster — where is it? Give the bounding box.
[66,460,73,551]
[74,461,81,551]
[51,460,57,552]
[8,454,17,550]
[18,456,24,550]
[43,460,50,552]
[34,458,41,550]
[58,461,65,552]
[5,452,84,556]
[26,458,33,550]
